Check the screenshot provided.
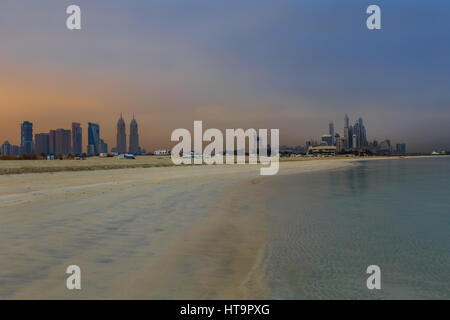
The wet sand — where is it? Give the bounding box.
[0,160,354,299]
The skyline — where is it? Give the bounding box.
[0,113,418,156]
[1,0,450,152]
[1,109,447,155]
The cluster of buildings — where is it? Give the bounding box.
[306,115,407,156]
[1,121,34,156]
[0,115,145,157]
[4,113,441,159]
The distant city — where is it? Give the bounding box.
[302,114,408,156]
[0,113,448,158]
[0,114,152,158]
[281,114,447,157]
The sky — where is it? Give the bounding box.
[1,0,449,153]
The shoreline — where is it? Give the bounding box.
[0,154,448,175]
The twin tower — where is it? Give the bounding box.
[117,113,139,154]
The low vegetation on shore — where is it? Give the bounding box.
[0,156,175,175]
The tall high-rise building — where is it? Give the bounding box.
[362,126,367,148]
[99,139,108,154]
[395,143,406,156]
[72,122,82,155]
[344,114,350,149]
[49,130,56,154]
[396,143,406,155]
[360,117,367,148]
[353,121,361,148]
[87,122,100,155]
[116,114,127,154]
[52,129,71,156]
[20,121,33,154]
[354,117,367,149]
[1,141,11,156]
[348,125,353,149]
[129,114,139,154]
[35,133,50,155]
[329,121,335,145]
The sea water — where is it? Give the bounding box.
[265,158,450,299]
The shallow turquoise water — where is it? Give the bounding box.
[265,158,450,299]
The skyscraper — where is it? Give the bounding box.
[87,122,100,155]
[348,125,353,149]
[353,121,361,149]
[344,114,350,149]
[54,129,71,156]
[35,133,50,155]
[99,139,108,154]
[49,130,56,154]
[1,141,11,156]
[20,121,33,154]
[354,117,367,149]
[49,129,71,156]
[116,114,127,154]
[396,143,406,156]
[361,125,367,148]
[329,121,335,146]
[72,122,82,155]
[129,114,139,154]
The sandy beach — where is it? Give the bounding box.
[0,159,357,299]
